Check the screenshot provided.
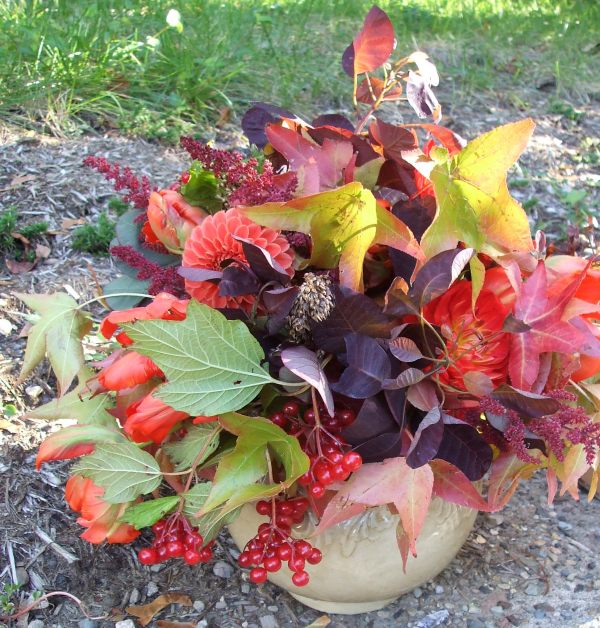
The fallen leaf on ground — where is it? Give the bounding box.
[306,616,331,627]
[35,244,51,259]
[6,259,35,274]
[126,593,192,626]
[9,174,37,188]
[0,419,19,433]
[157,622,196,628]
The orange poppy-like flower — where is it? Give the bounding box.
[97,350,163,391]
[65,475,139,544]
[182,208,293,311]
[423,273,512,391]
[144,189,208,253]
[546,255,600,381]
[124,394,188,444]
[100,292,188,344]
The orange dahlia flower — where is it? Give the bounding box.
[65,475,139,544]
[423,272,512,391]
[182,208,293,311]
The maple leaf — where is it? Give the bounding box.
[17,292,92,394]
[420,119,535,263]
[238,182,423,291]
[317,457,433,563]
[508,261,599,390]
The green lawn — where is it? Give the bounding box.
[1,0,599,141]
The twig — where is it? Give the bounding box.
[6,541,18,585]
[34,527,79,564]
[0,591,108,623]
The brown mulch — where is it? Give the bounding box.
[0,91,599,628]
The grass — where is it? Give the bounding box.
[0,206,48,259]
[71,212,116,255]
[1,0,599,141]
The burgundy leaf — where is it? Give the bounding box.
[233,236,290,285]
[311,113,355,132]
[343,394,397,444]
[384,388,408,428]
[352,431,404,463]
[263,286,299,334]
[382,368,427,390]
[383,277,419,317]
[218,265,260,297]
[435,424,493,481]
[342,6,395,77]
[406,407,444,468]
[502,314,531,333]
[311,285,393,354]
[331,334,391,398]
[388,336,423,362]
[241,102,299,147]
[368,119,418,163]
[356,76,402,104]
[280,346,334,416]
[177,267,222,283]
[463,371,494,397]
[406,380,439,411]
[490,384,561,418]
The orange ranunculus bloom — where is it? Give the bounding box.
[146,189,208,253]
[124,394,188,444]
[65,475,139,544]
[98,350,163,391]
[546,256,600,381]
[423,272,513,391]
[100,292,188,343]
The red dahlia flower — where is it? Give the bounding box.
[144,189,208,253]
[97,350,163,391]
[100,292,188,343]
[65,475,140,544]
[182,208,293,311]
[424,270,512,391]
[124,394,188,444]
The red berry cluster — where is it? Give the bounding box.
[238,497,322,587]
[270,401,363,499]
[137,514,214,566]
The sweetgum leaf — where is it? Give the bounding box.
[331,334,391,398]
[123,300,275,416]
[280,346,334,416]
[120,496,180,529]
[73,442,162,503]
[23,370,114,427]
[421,119,535,262]
[430,459,489,510]
[238,181,422,292]
[342,6,395,76]
[199,412,309,517]
[16,292,92,394]
[163,424,221,471]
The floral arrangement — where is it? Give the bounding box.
[19,5,600,591]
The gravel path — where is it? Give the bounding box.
[1,91,599,627]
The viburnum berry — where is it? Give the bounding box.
[137,513,214,567]
[249,567,268,583]
[292,570,310,587]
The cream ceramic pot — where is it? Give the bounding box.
[228,498,478,614]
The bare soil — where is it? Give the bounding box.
[1,91,599,628]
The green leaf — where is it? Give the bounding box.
[16,292,92,394]
[199,412,309,518]
[123,300,276,415]
[183,482,241,542]
[180,162,223,213]
[120,495,180,529]
[23,370,115,427]
[73,442,162,503]
[163,424,221,471]
[239,182,423,292]
[421,119,535,262]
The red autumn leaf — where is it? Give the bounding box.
[323,457,433,559]
[487,452,539,511]
[430,459,489,511]
[508,261,596,390]
[413,123,466,156]
[368,119,418,163]
[342,6,395,77]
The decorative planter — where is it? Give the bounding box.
[229,498,478,614]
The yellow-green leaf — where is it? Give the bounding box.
[238,182,422,291]
[17,292,92,394]
[421,119,535,262]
